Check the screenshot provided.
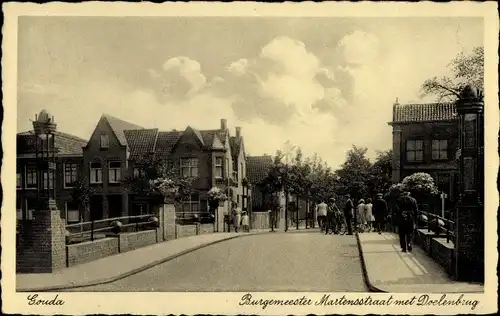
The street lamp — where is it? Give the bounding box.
[454,84,484,283]
[33,110,58,212]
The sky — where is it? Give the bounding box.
[17,17,483,168]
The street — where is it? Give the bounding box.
[66,231,367,292]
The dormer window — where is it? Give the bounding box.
[100,135,109,149]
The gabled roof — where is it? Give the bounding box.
[104,114,144,146]
[246,155,274,184]
[124,129,158,161]
[154,130,183,159]
[391,102,457,124]
[188,127,205,146]
[17,131,87,156]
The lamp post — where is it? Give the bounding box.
[454,84,484,283]
[242,178,249,229]
[33,110,58,212]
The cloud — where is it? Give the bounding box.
[337,30,380,66]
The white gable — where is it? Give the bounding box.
[212,134,224,149]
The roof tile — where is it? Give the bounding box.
[124,129,158,161]
[392,102,457,124]
[17,131,87,156]
[104,114,144,146]
[246,155,273,184]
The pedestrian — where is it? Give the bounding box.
[241,211,250,232]
[395,191,418,252]
[357,199,367,232]
[325,198,334,235]
[316,200,328,232]
[344,194,354,235]
[372,193,388,234]
[328,197,341,234]
[233,203,242,233]
[365,198,374,232]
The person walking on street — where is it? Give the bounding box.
[344,194,354,235]
[365,198,374,232]
[241,211,250,232]
[316,201,328,232]
[233,203,242,233]
[395,191,418,252]
[357,199,367,232]
[327,197,341,234]
[372,193,388,234]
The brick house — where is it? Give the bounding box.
[246,155,274,211]
[389,101,460,208]
[16,115,87,224]
[83,115,246,222]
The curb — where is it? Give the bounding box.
[17,231,275,292]
[355,232,387,293]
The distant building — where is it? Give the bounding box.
[16,113,87,223]
[246,155,274,211]
[388,101,459,204]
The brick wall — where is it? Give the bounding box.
[66,237,119,267]
[199,223,214,234]
[176,224,197,238]
[431,237,455,276]
[119,230,157,253]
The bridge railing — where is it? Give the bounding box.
[417,210,454,243]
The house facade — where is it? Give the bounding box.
[246,155,274,211]
[16,111,87,224]
[389,101,460,206]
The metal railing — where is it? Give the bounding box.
[417,210,455,243]
[175,211,214,225]
[65,214,157,245]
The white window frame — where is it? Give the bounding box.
[100,134,109,149]
[42,170,55,190]
[16,173,22,189]
[406,140,424,162]
[133,167,146,179]
[24,165,37,190]
[180,158,199,178]
[214,157,224,178]
[90,162,103,184]
[63,163,79,189]
[108,161,122,183]
[432,139,448,161]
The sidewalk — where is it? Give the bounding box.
[357,232,484,293]
[17,230,270,292]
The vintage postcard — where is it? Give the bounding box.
[2,1,498,315]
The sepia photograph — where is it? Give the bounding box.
[2,2,498,315]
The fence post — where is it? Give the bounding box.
[91,220,94,242]
[427,212,430,233]
[136,218,139,232]
[446,220,450,243]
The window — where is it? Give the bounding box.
[180,194,200,214]
[25,166,37,189]
[90,162,103,184]
[133,167,146,179]
[100,135,109,149]
[108,161,122,183]
[180,158,199,178]
[43,170,55,189]
[16,173,21,188]
[214,157,223,178]
[65,201,80,223]
[64,163,79,188]
[432,140,448,160]
[406,140,423,162]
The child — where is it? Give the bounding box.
[241,211,250,232]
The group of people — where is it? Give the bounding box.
[315,193,389,235]
[230,203,250,233]
[315,191,420,253]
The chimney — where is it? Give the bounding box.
[235,127,241,138]
[220,118,227,130]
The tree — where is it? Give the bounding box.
[71,172,95,221]
[123,152,193,203]
[402,172,439,200]
[368,149,393,195]
[420,46,484,101]
[335,146,372,202]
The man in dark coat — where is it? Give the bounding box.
[344,194,354,235]
[395,191,419,252]
[372,193,388,234]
